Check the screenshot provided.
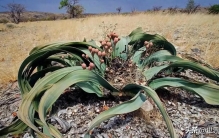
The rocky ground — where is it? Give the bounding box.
[1,77,219,138]
[0,49,219,138]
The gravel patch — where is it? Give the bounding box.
[0,69,219,138]
[48,89,161,138]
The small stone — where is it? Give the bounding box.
[192,119,197,123]
[198,120,205,126]
[67,110,72,115]
[171,102,176,106]
[97,134,103,138]
[23,133,30,138]
[178,129,184,136]
[141,100,153,112]
[182,111,186,115]
[95,108,100,113]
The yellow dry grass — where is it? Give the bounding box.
[0,12,219,85]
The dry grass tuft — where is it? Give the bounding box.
[0,12,219,85]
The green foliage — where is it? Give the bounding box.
[0,18,9,24]
[59,0,84,18]
[59,0,69,9]
[85,91,147,137]
[46,15,56,21]
[186,0,195,10]
[1,27,219,138]
[208,4,219,14]
[149,77,219,105]
[0,118,28,136]
[68,5,84,18]
[5,23,16,29]
[185,0,200,14]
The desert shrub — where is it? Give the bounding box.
[63,16,68,19]
[20,17,30,22]
[167,6,178,14]
[185,0,200,14]
[59,0,84,18]
[1,27,219,138]
[0,18,9,24]
[208,4,219,14]
[153,6,162,11]
[5,3,25,24]
[45,15,56,21]
[28,17,40,22]
[5,23,16,28]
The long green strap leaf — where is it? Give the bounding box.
[76,81,103,97]
[143,65,169,80]
[0,119,28,137]
[38,69,118,134]
[30,42,101,55]
[131,46,146,65]
[129,32,176,55]
[18,67,83,137]
[35,119,62,138]
[114,36,130,60]
[29,66,63,87]
[142,55,184,80]
[139,50,172,69]
[84,92,146,138]
[163,61,219,82]
[149,77,219,105]
[128,27,144,37]
[122,84,177,138]
[21,44,104,91]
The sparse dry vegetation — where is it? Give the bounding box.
[0,12,219,85]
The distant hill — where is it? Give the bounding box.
[0,11,69,23]
[0,6,210,23]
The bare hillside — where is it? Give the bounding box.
[0,11,68,23]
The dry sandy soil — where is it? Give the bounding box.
[0,12,219,138]
[0,12,219,87]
